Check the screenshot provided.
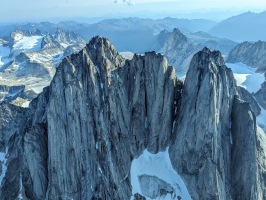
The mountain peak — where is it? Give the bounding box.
[85,36,123,66]
[194,47,225,67]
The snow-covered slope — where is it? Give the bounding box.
[12,34,43,56]
[0,28,86,106]
[226,62,266,130]
[131,148,191,200]
[0,43,10,68]
[226,62,264,93]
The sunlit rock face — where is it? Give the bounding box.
[0,37,265,200]
[226,41,266,72]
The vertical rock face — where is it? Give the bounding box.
[231,98,258,200]
[169,48,237,199]
[256,126,266,200]
[255,77,266,110]
[0,103,26,200]
[1,37,266,200]
[154,28,199,72]
[237,86,261,116]
[226,41,266,72]
[21,87,49,200]
[46,36,178,199]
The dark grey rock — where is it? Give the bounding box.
[169,47,237,200]
[255,80,266,110]
[231,97,258,200]
[237,86,261,116]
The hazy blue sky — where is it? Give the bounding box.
[1,0,266,23]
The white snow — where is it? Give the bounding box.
[21,100,30,108]
[60,43,69,48]
[226,63,266,131]
[0,149,7,186]
[98,166,103,174]
[226,62,264,93]
[95,65,100,74]
[18,173,23,200]
[0,44,10,68]
[130,148,192,200]
[119,51,134,60]
[257,106,266,131]
[13,35,43,55]
[176,71,186,81]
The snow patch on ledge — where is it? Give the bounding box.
[130,147,191,200]
[0,149,8,186]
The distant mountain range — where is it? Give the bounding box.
[154,28,237,73]
[0,18,217,53]
[2,11,266,106]
[1,11,266,49]
[209,11,266,42]
[0,28,86,106]
[226,40,266,72]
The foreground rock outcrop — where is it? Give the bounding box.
[0,36,266,200]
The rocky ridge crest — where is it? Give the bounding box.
[0,37,265,200]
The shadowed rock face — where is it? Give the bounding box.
[46,37,178,199]
[170,48,237,200]
[0,37,266,200]
[231,98,258,200]
[255,75,266,111]
[169,47,265,200]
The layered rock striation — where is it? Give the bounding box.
[0,37,265,200]
[226,41,266,72]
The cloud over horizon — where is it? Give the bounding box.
[114,0,135,6]
[1,0,266,23]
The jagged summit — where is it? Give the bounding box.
[226,40,266,72]
[0,37,266,200]
[192,47,226,68]
[86,35,124,65]
[154,28,199,72]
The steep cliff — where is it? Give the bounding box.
[169,48,265,200]
[154,28,199,73]
[0,37,266,200]
[226,41,266,72]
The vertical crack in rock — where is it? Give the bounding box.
[169,48,237,199]
[0,38,266,200]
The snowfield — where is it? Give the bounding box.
[13,35,43,55]
[0,44,10,68]
[226,62,264,93]
[131,148,192,200]
[226,62,266,131]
